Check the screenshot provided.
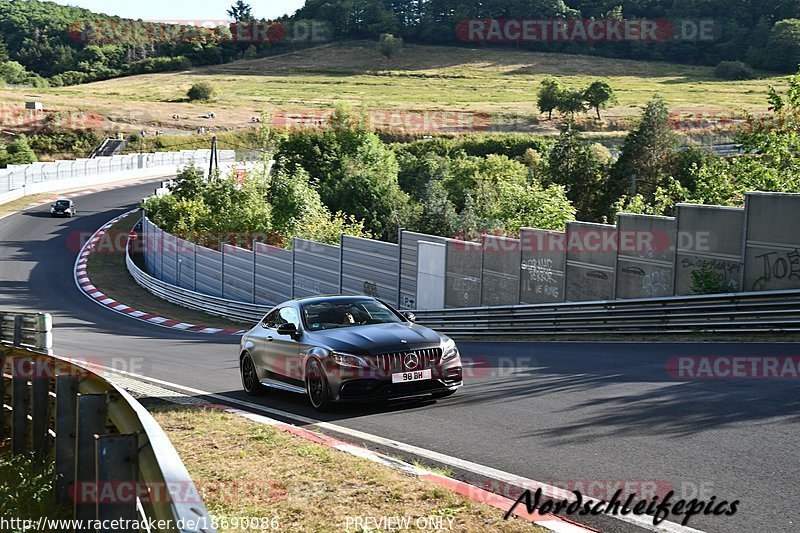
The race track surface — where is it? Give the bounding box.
[1,182,798,533]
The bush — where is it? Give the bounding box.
[691,262,730,295]
[714,61,756,80]
[187,81,218,102]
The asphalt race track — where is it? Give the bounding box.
[1,182,798,533]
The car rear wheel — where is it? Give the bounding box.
[240,353,266,396]
[306,359,332,411]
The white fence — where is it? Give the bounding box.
[0,149,236,202]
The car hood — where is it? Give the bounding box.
[307,323,442,355]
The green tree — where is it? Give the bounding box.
[555,88,587,119]
[610,96,678,209]
[228,1,254,21]
[763,19,800,72]
[547,127,610,220]
[583,80,618,120]
[537,77,563,120]
[187,82,218,101]
[379,33,403,60]
[0,136,37,166]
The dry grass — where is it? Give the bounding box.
[86,214,250,330]
[0,41,786,135]
[0,194,55,220]
[152,403,547,533]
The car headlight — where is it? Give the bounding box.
[331,352,368,368]
[442,338,459,361]
[50,208,55,213]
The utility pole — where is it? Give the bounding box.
[209,135,218,178]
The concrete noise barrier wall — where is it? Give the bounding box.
[565,221,617,302]
[615,214,676,299]
[481,235,521,306]
[743,192,800,292]
[519,228,566,304]
[674,204,744,295]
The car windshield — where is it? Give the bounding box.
[302,299,404,331]
[55,200,70,207]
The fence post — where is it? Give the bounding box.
[31,359,50,457]
[221,243,226,298]
[252,240,257,304]
[95,433,139,527]
[74,394,108,521]
[339,234,344,295]
[0,354,7,441]
[291,239,296,299]
[397,228,404,308]
[55,376,79,503]
[12,315,22,347]
[12,357,30,454]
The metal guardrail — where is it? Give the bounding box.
[127,239,268,325]
[410,289,800,337]
[0,312,53,354]
[129,218,800,338]
[0,313,215,532]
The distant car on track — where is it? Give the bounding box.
[239,295,463,410]
[50,198,77,217]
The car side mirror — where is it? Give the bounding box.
[277,323,299,337]
[403,312,416,323]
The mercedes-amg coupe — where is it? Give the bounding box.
[239,296,463,410]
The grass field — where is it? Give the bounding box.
[0,41,788,135]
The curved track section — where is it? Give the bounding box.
[0,182,798,533]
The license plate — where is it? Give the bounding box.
[392,369,432,383]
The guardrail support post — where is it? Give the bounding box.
[12,357,30,454]
[55,375,79,503]
[12,315,23,347]
[0,353,7,441]
[74,394,108,521]
[31,359,51,458]
[96,433,139,529]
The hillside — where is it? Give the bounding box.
[0,41,788,135]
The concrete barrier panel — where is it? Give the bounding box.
[481,235,520,306]
[399,231,447,310]
[222,244,255,303]
[341,236,399,307]
[176,237,196,291]
[293,238,340,299]
[615,214,676,299]
[254,243,293,305]
[195,245,223,298]
[445,239,482,308]
[675,204,743,295]
[416,242,446,310]
[519,228,566,304]
[565,221,617,302]
[743,192,800,291]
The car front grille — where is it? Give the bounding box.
[367,347,442,373]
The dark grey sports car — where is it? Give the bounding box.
[239,295,463,410]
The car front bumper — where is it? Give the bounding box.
[326,359,463,402]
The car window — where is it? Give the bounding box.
[279,307,300,329]
[262,310,280,329]
[302,299,403,331]
[56,200,71,207]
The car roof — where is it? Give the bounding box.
[281,295,378,307]
[55,198,72,202]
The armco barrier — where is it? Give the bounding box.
[128,240,270,323]
[409,289,800,337]
[0,312,214,532]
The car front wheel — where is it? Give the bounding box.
[240,353,266,396]
[306,359,332,411]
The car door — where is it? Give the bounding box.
[265,306,304,386]
[250,310,279,377]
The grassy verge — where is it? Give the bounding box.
[0,41,786,135]
[86,214,251,330]
[0,445,71,525]
[0,194,56,220]
[150,402,546,532]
